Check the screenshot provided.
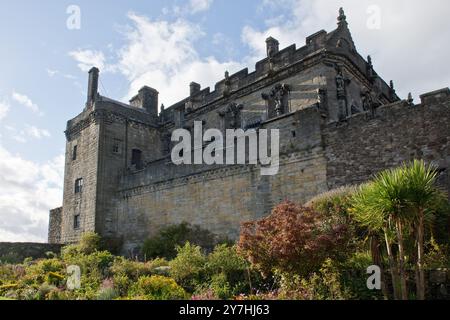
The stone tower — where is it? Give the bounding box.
[54,67,163,250]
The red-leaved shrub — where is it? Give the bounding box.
[238,201,350,277]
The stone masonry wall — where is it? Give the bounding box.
[116,105,327,254]
[0,243,63,263]
[324,88,450,193]
[48,207,62,244]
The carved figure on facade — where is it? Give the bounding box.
[262,83,291,118]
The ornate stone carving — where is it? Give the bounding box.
[316,88,328,118]
[223,71,231,97]
[407,92,414,106]
[361,89,381,117]
[337,7,347,26]
[219,102,244,129]
[262,83,291,118]
[335,67,350,120]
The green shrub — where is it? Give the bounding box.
[129,275,187,300]
[142,223,217,260]
[113,274,131,297]
[277,259,352,300]
[96,287,119,300]
[23,258,65,285]
[305,186,356,218]
[209,273,232,299]
[424,238,450,269]
[79,232,101,254]
[169,242,207,292]
[340,252,383,300]
[206,244,250,297]
[110,257,153,280]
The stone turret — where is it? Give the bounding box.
[130,86,159,116]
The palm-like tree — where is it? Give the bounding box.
[402,160,442,300]
[352,160,445,300]
[351,182,403,300]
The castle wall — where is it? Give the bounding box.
[324,89,450,193]
[115,105,328,253]
[48,207,62,244]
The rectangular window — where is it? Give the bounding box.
[75,178,83,194]
[72,145,78,161]
[74,214,80,230]
[112,140,122,154]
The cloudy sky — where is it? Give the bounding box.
[0,0,449,242]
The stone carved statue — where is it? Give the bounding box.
[336,70,346,99]
[262,83,291,117]
[316,88,328,118]
[223,71,231,97]
[218,102,243,129]
[361,89,381,117]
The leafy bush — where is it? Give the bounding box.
[110,257,153,281]
[340,252,384,300]
[169,242,207,292]
[206,244,250,298]
[22,258,65,286]
[142,223,218,260]
[238,201,352,277]
[79,232,101,254]
[306,186,356,218]
[424,238,450,269]
[129,275,187,300]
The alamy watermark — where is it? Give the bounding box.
[66,5,81,30]
[171,121,280,176]
[366,5,381,30]
[367,265,381,290]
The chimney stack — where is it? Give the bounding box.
[87,67,99,105]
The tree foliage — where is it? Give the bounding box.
[238,201,352,277]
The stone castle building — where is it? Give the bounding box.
[48,9,450,255]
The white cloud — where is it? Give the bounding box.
[242,0,450,100]
[0,145,64,242]
[5,124,51,143]
[0,99,10,121]
[171,0,214,16]
[115,13,243,106]
[12,91,40,114]
[25,125,51,139]
[46,69,59,77]
[68,49,107,72]
[46,68,77,80]
[189,0,214,14]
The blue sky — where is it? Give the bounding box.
[1,0,449,242]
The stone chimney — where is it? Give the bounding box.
[130,86,159,116]
[190,82,201,97]
[87,67,99,105]
[266,37,279,58]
